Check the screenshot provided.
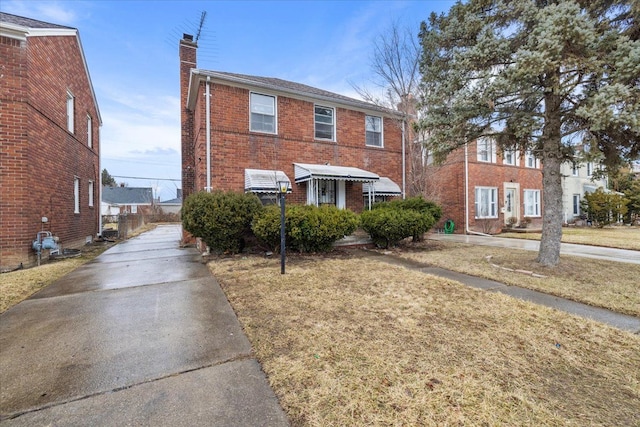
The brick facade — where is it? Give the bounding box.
[428,141,543,234]
[0,15,101,269]
[180,35,405,223]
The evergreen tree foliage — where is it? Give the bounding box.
[101,169,117,187]
[418,0,639,265]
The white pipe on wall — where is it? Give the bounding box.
[205,76,211,192]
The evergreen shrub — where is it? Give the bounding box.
[182,191,263,253]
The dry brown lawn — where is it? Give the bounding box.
[397,240,640,317]
[209,255,640,427]
[500,226,640,250]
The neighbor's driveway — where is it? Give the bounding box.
[429,233,640,265]
[0,224,288,426]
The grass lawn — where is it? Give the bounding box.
[500,226,640,251]
[396,240,640,317]
[209,255,640,426]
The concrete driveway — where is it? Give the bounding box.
[429,233,640,264]
[0,224,289,426]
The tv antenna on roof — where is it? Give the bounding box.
[195,11,206,43]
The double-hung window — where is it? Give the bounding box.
[503,149,517,166]
[524,189,541,217]
[477,138,496,163]
[586,162,593,177]
[74,177,80,214]
[475,187,498,218]
[315,105,335,140]
[572,194,580,216]
[250,93,276,133]
[88,180,94,207]
[525,150,539,168]
[67,91,75,133]
[87,115,93,148]
[365,115,382,147]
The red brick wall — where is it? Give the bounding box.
[186,82,404,212]
[0,33,100,269]
[429,141,543,234]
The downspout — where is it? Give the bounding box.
[465,143,491,237]
[205,76,212,192]
[401,118,406,199]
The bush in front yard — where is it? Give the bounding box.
[368,197,442,244]
[361,198,438,248]
[182,191,263,253]
[580,188,629,227]
[252,204,359,253]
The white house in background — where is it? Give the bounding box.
[101,186,154,216]
[561,160,608,223]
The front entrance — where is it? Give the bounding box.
[503,184,520,225]
[306,179,346,209]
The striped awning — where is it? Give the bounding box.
[293,163,379,183]
[244,169,291,193]
[362,177,401,196]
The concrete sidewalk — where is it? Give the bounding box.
[0,224,289,426]
[428,233,640,264]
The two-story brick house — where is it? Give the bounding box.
[0,13,101,269]
[427,138,543,234]
[179,34,404,222]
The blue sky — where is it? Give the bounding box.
[2,0,455,201]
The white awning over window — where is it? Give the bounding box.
[293,163,379,183]
[244,169,291,193]
[362,177,401,196]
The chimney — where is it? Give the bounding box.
[180,34,197,207]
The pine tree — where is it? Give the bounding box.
[102,169,117,187]
[418,0,639,266]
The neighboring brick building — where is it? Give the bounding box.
[1,13,101,269]
[428,139,543,234]
[179,34,405,220]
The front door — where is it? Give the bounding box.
[504,186,519,225]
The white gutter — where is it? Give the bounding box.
[205,76,211,192]
[465,143,491,237]
[401,119,406,199]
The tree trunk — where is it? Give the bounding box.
[537,89,564,267]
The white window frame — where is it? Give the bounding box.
[524,189,541,217]
[74,177,80,214]
[572,164,579,176]
[67,91,75,133]
[88,180,94,207]
[475,187,498,218]
[477,137,496,163]
[503,149,519,166]
[572,194,580,216]
[314,104,335,141]
[365,115,383,147]
[87,114,93,147]
[249,92,277,134]
[525,150,540,168]
[586,162,593,177]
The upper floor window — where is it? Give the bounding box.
[250,92,276,133]
[87,114,93,148]
[572,164,579,176]
[365,115,383,147]
[477,137,496,163]
[503,149,518,166]
[586,162,594,177]
[67,91,75,133]
[525,150,539,168]
[315,105,335,140]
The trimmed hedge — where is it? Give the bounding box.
[182,191,263,253]
[252,204,359,253]
[362,197,440,248]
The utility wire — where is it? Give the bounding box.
[112,175,181,182]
